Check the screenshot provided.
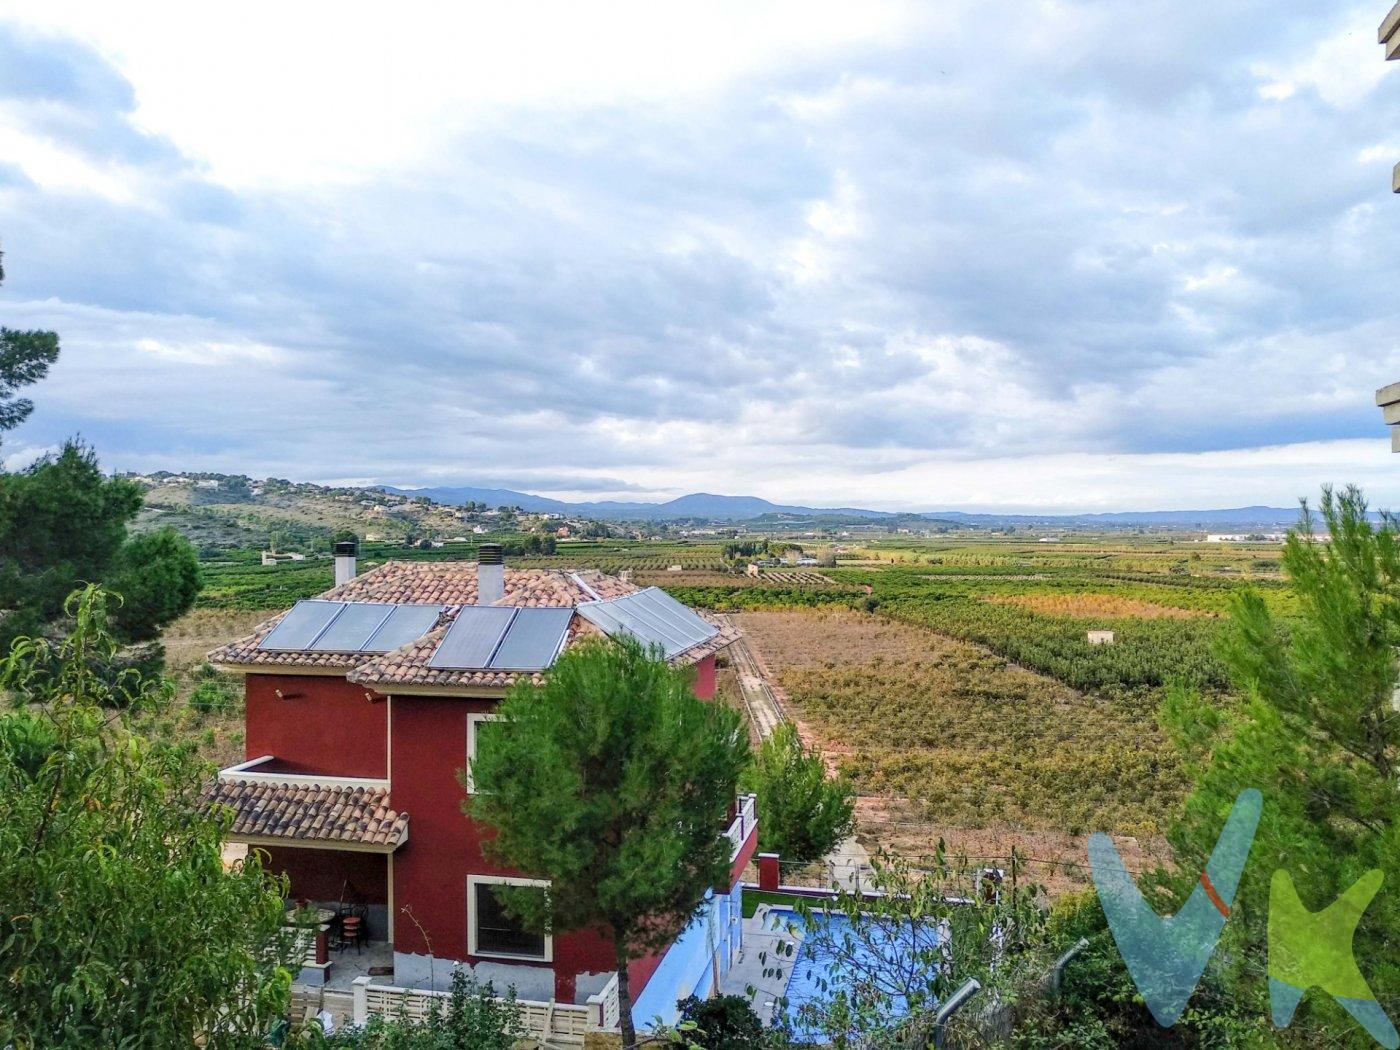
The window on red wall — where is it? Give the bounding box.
[469,876,551,961]
[465,713,500,794]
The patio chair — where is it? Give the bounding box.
[339,914,366,954]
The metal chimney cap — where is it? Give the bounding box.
[334,540,358,557]
[477,542,504,565]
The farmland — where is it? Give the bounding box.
[699,536,1294,886]
[172,530,1293,886]
[738,608,1182,834]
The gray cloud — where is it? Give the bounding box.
[1,5,1399,508]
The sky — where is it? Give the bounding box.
[2,1,1400,513]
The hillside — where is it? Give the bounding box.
[129,472,554,552]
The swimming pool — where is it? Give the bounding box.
[762,906,944,1042]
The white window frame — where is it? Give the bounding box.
[467,874,553,962]
[465,712,497,794]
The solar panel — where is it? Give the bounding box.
[489,607,573,670]
[576,588,717,659]
[635,588,718,648]
[312,602,395,651]
[428,606,516,669]
[259,600,346,651]
[364,604,447,652]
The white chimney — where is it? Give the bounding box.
[477,543,505,605]
[334,539,358,587]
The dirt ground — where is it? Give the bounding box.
[734,608,1176,896]
[159,608,268,767]
[163,608,271,676]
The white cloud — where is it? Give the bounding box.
[2,2,1400,512]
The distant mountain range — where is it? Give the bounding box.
[380,485,1310,528]
[379,487,890,521]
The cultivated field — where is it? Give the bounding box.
[738,609,1183,835]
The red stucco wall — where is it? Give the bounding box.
[244,674,388,779]
[388,694,614,1000]
[692,655,717,700]
[261,845,388,905]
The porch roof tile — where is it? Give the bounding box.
[207,776,408,850]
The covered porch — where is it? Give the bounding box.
[210,756,409,989]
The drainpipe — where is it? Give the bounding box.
[1050,937,1090,995]
[932,978,981,1048]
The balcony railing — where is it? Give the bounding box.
[725,793,758,862]
[218,755,389,790]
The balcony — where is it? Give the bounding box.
[726,793,759,864]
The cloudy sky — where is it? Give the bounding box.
[2,1,1399,512]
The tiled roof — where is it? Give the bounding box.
[208,560,737,691]
[207,775,408,849]
[206,562,632,668]
[347,610,735,690]
[326,562,635,607]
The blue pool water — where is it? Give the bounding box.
[764,906,941,1042]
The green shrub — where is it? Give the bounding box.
[743,723,855,864]
[189,677,233,716]
[311,972,524,1049]
[671,994,771,1049]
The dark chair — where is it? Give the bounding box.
[339,914,365,954]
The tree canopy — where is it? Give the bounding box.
[0,587,297,1046]
[469,636,749,1048]
[0,242,61,438]
[0,442,201,648]
[1162,485,1400,1045]
[0,327,59,435]
[742,722,854,865]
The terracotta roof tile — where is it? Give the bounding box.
[207,563,629,669]
[347,609,736,690]
[207,775,408,849]
[326,562,635,607]
[208,560,737,691]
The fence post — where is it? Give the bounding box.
[758,852,780,891]
[351,975,371,1026]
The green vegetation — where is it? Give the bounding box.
[0,326,59,434]
[669,994,775,1050]
[1161,487,1400,1046]
[314,972,524,1049]
[742,723,855,864]
[0,588,296,1047]
[771,849,1051,1048]
[0,442,202,648]
[0,245,61,435]
[468,635,750,1050]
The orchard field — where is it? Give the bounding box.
[678,534,1297,886]
[171,529,1293,884]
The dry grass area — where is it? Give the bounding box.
[984,593,1212,620]
[158,608,266,767]
[163,608,269,675]
[852,798,1173,896]
[736,609,1181,872]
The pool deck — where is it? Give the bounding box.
[721,907,803,1025]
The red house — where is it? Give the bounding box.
[209,543,757,1025]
